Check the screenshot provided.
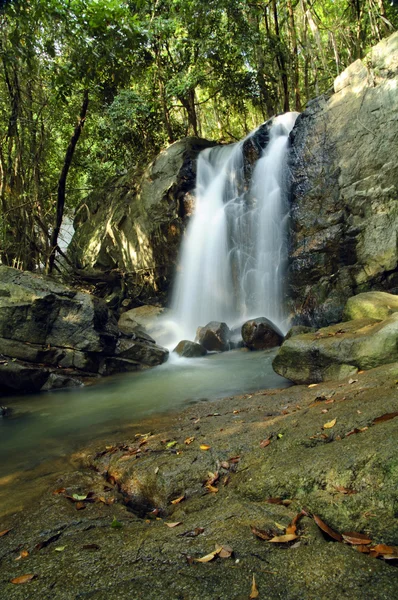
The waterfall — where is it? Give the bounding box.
[169,112,298,343]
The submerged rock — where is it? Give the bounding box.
[196,321,230,352]
[273,314,398,384]
[173,340,207,358]
[241,317,283,350]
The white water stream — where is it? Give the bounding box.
[169,112,298,343]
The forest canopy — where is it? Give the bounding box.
[0,0,396,272]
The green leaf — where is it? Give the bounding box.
[166,441,177,448]
[111,516,123,529]
[72,494,87,501]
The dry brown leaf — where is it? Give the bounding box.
[260,438,271,448]
[313,514,343,542]
[0,528,12,537]
[286,511,305,535]
[165,522,182,528]
[325,398,335,404]
[342,532,372,545]
[268,533,298,543]
[10,574,35,584]
[200,444,211,451]
[184,436,195,445]
[205,472,219,486]
[250,525,271,540]
[371,544,398,556]
[323,418,337,429]
[52,488,66,495]
[194,548,220,563]
[171,495,185,505]
[308,383,318,388]
[249,574,259,599]
[75,501,86,510]
[15,550,29,561]
[372,412,398,425]
[229,455,240,463]
[205,484,218,493]
[356,544,371,554]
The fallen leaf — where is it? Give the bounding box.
[184,437,195,445]
[222,475,230,486]
[323,418,337,429]
[348,378,358,384]
[111,517,123,528]
[233,410,240,414]
[54,546,66,552]
[165,522,182,528]
[308,383,318,388]
[249,573,259,599]
[178,527,204,538]
[194,548,221,563]
[82,544,100,551]
[154,467,159,475]
[205,484,218,493]
[325,398,335,404]
[313,514,342,542]
[251,525,271,540]
[76,501,86,510]
[0,528,12,537]
[10,574,36,584]
[216,543,233,558]
[205,472,219,486]
[200,444,211,451]
[260,438,271,448]
[52,488,66,495]
[370,544,398,556]
[342,532,372,545]
[15,550,29,560]
[220,461,230,470]
[269,533,298,543]
[229,455,240,463]
[171,495,185,505]
[275,522,285,531]
[356,544,371,554]
[372,412,398,425]
[286,511,306,535]
[72,493,88,501]
[166,441,177,448]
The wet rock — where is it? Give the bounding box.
[284,325,316,339]
[118,305,166,341]
[173,340,207,358]
[273,314,398,384]
[0,360,51,395]
[343,291,398,321]
[116,337,169,367]
[289,32,398,326]
[241,317,283,350]
[196,321,230,352]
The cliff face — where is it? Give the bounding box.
[69,137,216,305]
[288,32,398,326]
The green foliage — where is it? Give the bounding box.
[0,0,396,270]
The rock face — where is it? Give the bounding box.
[289,32,398,327]
[273,312,398,384]
[241,317,283,350]
[69,138,216,305]
[173,340,207,358]
[196,321,230,352]
[0,267,168,395]
[343,291,398,321]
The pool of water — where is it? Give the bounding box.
[0,350,289,516]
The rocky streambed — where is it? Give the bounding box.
[1,360,397,599]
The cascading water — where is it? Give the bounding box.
[169,112,299,343]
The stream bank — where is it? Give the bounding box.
[1,361,397,599]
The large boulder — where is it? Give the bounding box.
[196,321,230,352]
[343,291,398,321]
[272,313,398,384]
[0,267,168,395]
[241,317,283,350]
[173,340,207,358]
[289,32,398,327]
[69,138,216,305]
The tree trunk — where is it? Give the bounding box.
[47,89,89,274]
[272,0,289,112]
[287,0,301,111]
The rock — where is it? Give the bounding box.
[69,138,217,305]
[99,357,143,376]
[284,325,316,340]
[0,360,51,395]
[272,314,398,384]
[289,32,398,326]
[116,337,169,367]
[343,291,398,321]
[173,340,207,358]
[241,317,283,350]
[118,305,165,340]
[0,266,118,354]
[196,321,230,352]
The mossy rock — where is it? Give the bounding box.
[343,291,398,321]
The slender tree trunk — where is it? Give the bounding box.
[272,0,289,112]
[47,89,89,274]
[287,0,301,111]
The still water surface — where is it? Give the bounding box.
[0,350,289,516]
